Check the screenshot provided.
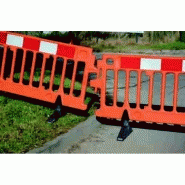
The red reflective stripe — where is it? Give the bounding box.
[0,32,7,44]
[121,56,140,69]
[23,37,40,51]
[162,58,182,71]
[57,44,75,58]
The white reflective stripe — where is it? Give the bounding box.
[140,58,161,70]
[182,60,185,72]
[39,41,58,55]
[6,34,24,47]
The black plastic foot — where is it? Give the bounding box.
[47,105,62,124]
[117,120,132,141]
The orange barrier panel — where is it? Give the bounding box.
[90,54,185,125]
[0,31,97,110]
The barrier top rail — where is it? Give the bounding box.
[97,53,185,72]
[0,31,93,60]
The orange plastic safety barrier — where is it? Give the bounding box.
[90,54,185,126]
[0,31,97,110]
[2,31,185,126]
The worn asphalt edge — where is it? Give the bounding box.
[27,115,101,154]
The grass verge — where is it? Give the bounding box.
[0,72,96,153]
[89,41,185,52]
[150,41,185,50]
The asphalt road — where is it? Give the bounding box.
[67,69,185,153]
[28,115,185,154]
[67,52,185,153]
[68,117,185,153]
[29,51,185,154]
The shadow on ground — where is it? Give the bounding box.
[0,88,99,118]
[97,117,185,134]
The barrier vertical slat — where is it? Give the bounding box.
[148,72,154,108]
[113,69,118,106]
[125,70,130,105]
[160,72,166,111]
[59,57,67,92]
[19,49,27,84]
[29,51,37,86]
[79,67,88,99]
[49,55,57,91]
[173,73,178,113]
[136,70,141,108]
[101,68,106,105]
[0,45,7,79]
[69,60,78,95]
[9,47,17,81]
[39,55,47,87]
[94,68,99,93]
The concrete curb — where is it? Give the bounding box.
[27,115,101,154]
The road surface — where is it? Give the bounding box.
[29,51,185,154]
[67,54,185,153]
[68,117,185,153]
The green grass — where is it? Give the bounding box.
[0,96,96,153]
[90,41,185,52]
[150,41,185,50]
[0,71,96,153]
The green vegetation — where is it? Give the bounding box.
[15,31,114,45]
[150,41,185,50]
[91,41,185,52]
[15,31,185,52]
[0,72,96,153]
[0,96,96,153]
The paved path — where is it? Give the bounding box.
[28,115,185,153]
[28,51,185,154]
[69,117,185,154]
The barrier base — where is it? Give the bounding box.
[47,105,63,124]
[117,120,132,141]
